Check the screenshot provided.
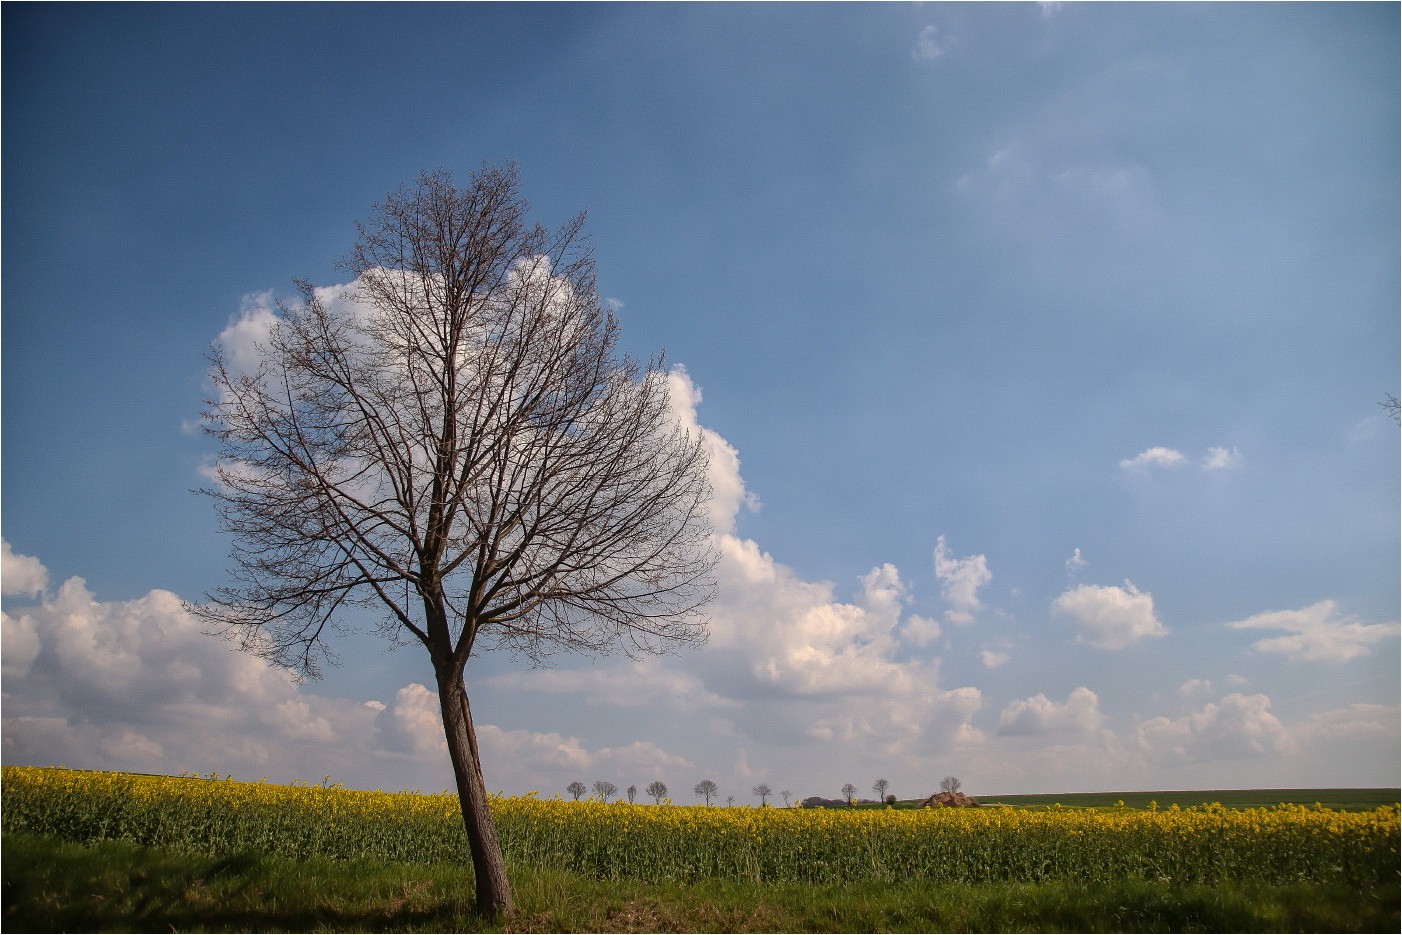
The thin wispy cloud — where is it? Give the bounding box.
[912,25,945,61]
[1120,446,1244,472]
[1227,601,1400,663]
[1202,446,1242,470]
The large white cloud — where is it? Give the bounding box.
[704,535,926,701]
[1135,693,1295,762]
[215,291,280,373]
[1226,600,1399,663]
[997,687,1103,737]
[478,372,990,768]
[663,367,760,536]
[2,539,48,599]
[0,544,697,794]
[1052,581,1167,649]
[1,567,382,783]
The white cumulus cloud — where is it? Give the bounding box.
[664,367,759,535]
[933,535,991,625]
[997,687,1103,736]
[2,540,48,599]
[1119,446,1186,470]
[980,648,1010,669]
[1052,580,1167,649]
[216,291,281,374]
[1226,600,1399,663]
[1136,693,1295,762]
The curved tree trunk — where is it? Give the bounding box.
[436,670,513,917]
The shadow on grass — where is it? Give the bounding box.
[6,833,1397,933]
[3,833,489,933]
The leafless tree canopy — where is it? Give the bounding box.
[566,781,587,801]
[694,778,718,805]
[940,776,962,794]
[197,164,715,681]
[646,780,668,804]
[752,782,772,805]
[593,780,618,803]
[194,164,717,917]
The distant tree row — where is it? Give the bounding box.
[565,779,793,806]
[566,777,973,808]
[826,777,962,807]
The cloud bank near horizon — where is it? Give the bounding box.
[3,362,1397,797]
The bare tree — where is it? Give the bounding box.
[593,780,619,803]
[694,779,718,805]
[566,781,587,801]
[753,783,772,806]
[193,166,716,917]
[1384,393,1401,425]
[780,789,791,807]
[626,784,637,804]
[646,780,668,804]
[872,778,889,801]
[940,776,962,795]
[726,795,735,807]
[841,783,857,805]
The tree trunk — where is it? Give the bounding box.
[436,670,513,917]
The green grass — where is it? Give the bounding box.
[4,832,1398,933]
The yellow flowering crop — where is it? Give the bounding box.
[3,767,1396,887]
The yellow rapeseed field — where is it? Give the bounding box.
[2,766,1395,887]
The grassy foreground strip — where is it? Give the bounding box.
[5,833,1397,934]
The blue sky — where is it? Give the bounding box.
[3,3,1398,801]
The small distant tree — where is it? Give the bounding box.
[726,795,735,807]
[566,781,586,801]
[1384,393,1401,425]
[694,779,718,805]
[841,783,857,805]
[872,778,890,801]
[940,776,961,795]
[626,784,637,804]
[646,780,668,804]
[593,780,618,803]
[753,783,772,806]
[885,794,897,806]
[780,789,792,807]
